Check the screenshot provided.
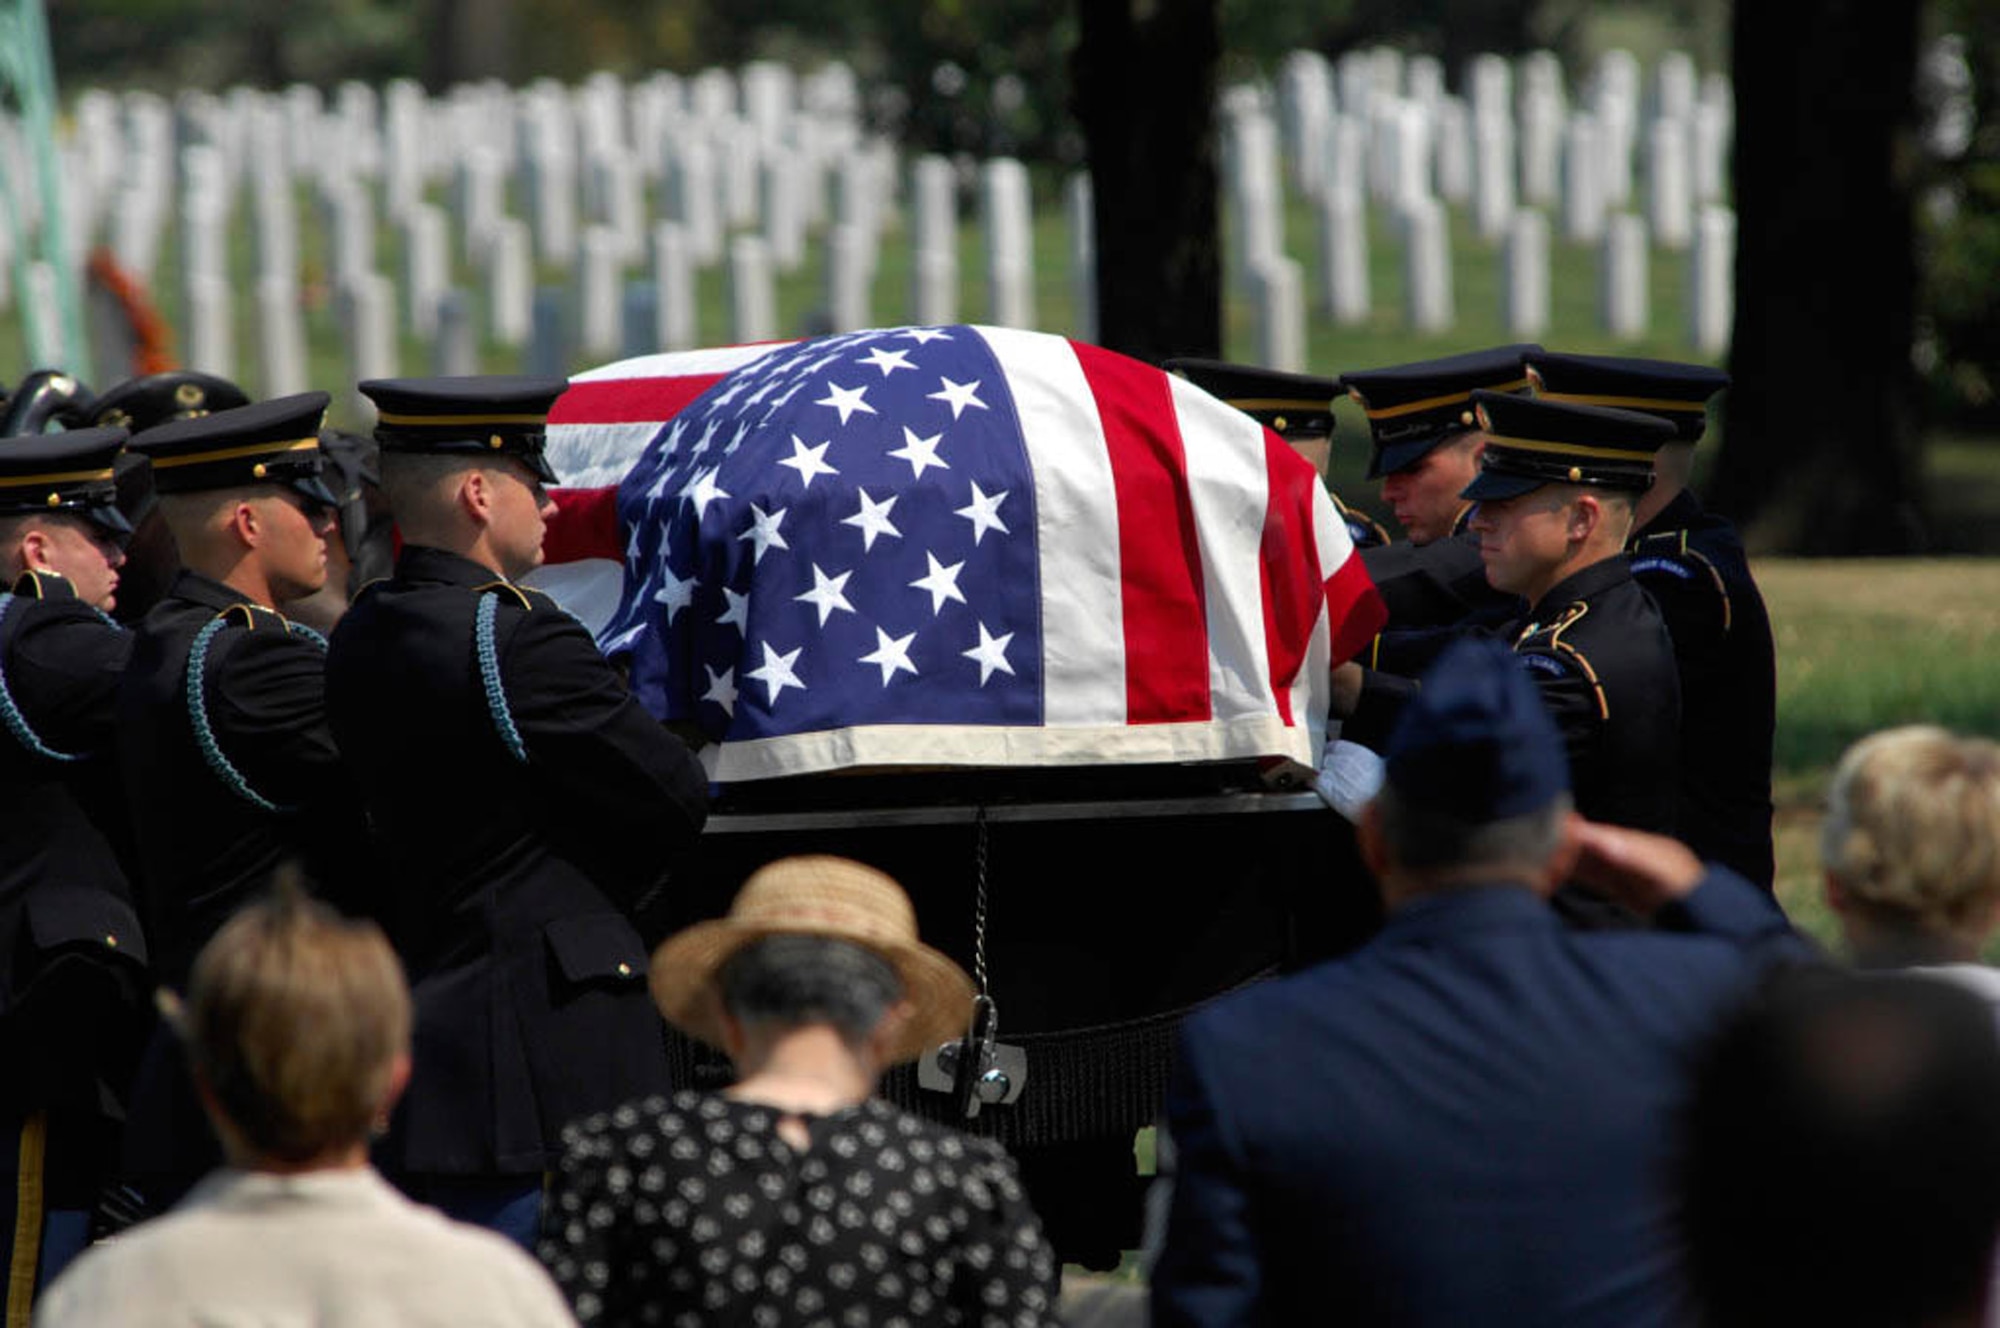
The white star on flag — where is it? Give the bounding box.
[929,376,987,419]
[963,622,1016,685]
[953,482,1011,545]
[887,426,950,479]
[738,503,790,564]
[858,626,920,686]
[856,346,916,377]
[650,562,697,624]
[900,328,953,344]
[746,641,806,705]
[700,665,738,716]
[689,419,720,455]
[910,552,967,615]
[717,587,750,633]
[680,466,730,519]
[793,563,857,627]
[814,381,876,425]
[841,489,902,551]
[778,435,839,489]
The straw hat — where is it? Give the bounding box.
[650,855,974,1065]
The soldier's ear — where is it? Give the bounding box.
[458,468,494,526]
[18,525,51,572]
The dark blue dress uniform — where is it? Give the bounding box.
[325,377,707,1187]
[115,396,369,1210]
[1153,638,1806,1328]
[1524,350,1775,888]
[0,431,151,1309]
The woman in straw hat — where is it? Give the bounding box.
[538,855,1061,1327]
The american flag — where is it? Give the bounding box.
[534,326,1385,784]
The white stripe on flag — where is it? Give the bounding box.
[973,325,1128,727]
[1168,376,1278,722]
[547,421,671,488]
[568,343,788,382]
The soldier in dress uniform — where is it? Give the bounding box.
[115,393,371,1211]
[87,371,251,625]
[1526,352,1776,889]
[1342,347,1540,665]
[325,376,708,1248]
[1338,391,1682,842]
[0,430,151,1313]
[1161,357,1389,549]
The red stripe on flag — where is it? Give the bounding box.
[1257,432,1323,725]
[1324,551,1388,668]
[1073,342,1211,724]
[550,374,728,425]
[543,485,623,563]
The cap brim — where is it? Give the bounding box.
[1367,429,1460,480]
[525,451,559,485]
[87,502,135,538]
[1460,469,1545,502]
[292,475,343,508]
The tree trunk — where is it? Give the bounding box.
[1070,0,1222,364]
[1711,0,1926,553]
[423,0,517,90]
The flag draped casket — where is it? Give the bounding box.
[535,325,1385,784]
[532,327,1387,1266]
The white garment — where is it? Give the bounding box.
[33,1166,576,1328]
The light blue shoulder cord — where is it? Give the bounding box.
[475,591,529,764]
[185,613,327,813]
[0,591,116,763]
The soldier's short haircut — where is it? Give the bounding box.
[718,934,904,1051]
[171,872,411,1163]
[376,449,481,525]
[1822,725,2000,938]
[1374,779,1573,876]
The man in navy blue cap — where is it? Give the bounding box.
[1339,391,1685,858]
[116,392,374,1213]
[1153,637,1802,1328]
[1342,346,1539,666]
[0,429,152,1307]
[1528,351,1775,889]
[326,375,707,1247]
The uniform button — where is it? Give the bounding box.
[616,962,633,977]
[104,934,118,948]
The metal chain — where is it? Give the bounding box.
[971,806,990,997]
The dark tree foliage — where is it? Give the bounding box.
[1713,0,1928,553]
[1071,0,1224,365]
[1918,0,2000,427]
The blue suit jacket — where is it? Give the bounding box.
[1153,873,1805,1327]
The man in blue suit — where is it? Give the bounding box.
[1152,636,1806,1327]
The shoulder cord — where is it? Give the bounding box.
[475,591,529,765]
[0,591,117,763]
[185,613,326,813]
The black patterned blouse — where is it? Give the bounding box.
[539,1090,1062,1328]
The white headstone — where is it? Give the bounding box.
[726,234,776,343]
[1434,97,1472,204]
[334,81,382,179]
[1467,54,1512,126]
[665,138,723,266]
[1225,104,1284,285]
[488,218,534,348]
[1592,50,1640,209]
[910,154,956,257]
[521,98,578,268]
[1401,195,1454,333]
[1518,51,1565,207]
[1338,49,1376,125]
[1065,171,1095,343]
[21,263,60,365]
[1645,117,1693,250]
[740,61,795,152]
[1387,100,1433,215]
[825,222,874,333]
[338,273,398,391]
[328,183,376,287]
[1599,212,1649,340]
[382,79,427,223]
[619,282,656,359]
[578,225,625,357]
[1470,114,1516,243]
[254,276,309,398]
[1562,112,1607,243]
[761,150,806,273]
[1691,102,1729,204]
[1655,51,1698,124]
[185,274,235,380]
[1407,55,1446,118]
[1317,187,1370,326]
[1501,208,1550,338]
[690,68,738,123]
[1324,114,1369,212]
[403,204,450,339]
[1690,205,1734,354]
[1252,258,1306,374]
[980,157,1035,329]
[454,146,506,267]
[652,221,696,352]
[721,121,760,227]
[433,289,478,376]
[1277,50,1334,194]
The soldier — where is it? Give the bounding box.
[1342,346,1541,648]
[1526,352,1775,889]
[1338,391,1682,842]
[0,430,151,1309]
[1161,357,1389,549]
[87,371,252,625]
[326,376,708,1247]
[116,393,371,1210]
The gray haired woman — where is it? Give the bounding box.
[538,855,1061,1328]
